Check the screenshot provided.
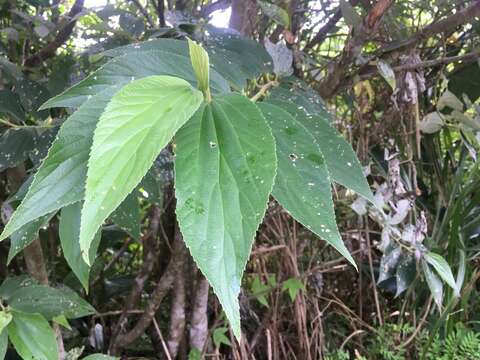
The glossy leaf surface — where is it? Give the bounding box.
[80,75,202,261]
[175,94,277,338]
[259,102,355,266]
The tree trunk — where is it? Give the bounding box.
[229,0,256,36]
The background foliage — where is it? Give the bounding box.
[0,0,480,359]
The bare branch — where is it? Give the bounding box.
[130,0,156,28]
[112,225,185,350]
[338,50,480,90]
[109,206,161,350]
[316,0,395,98]
[189,273,210,352]
[156,0,166,27]
[166,245,188,357]
[304,0,360,51]
[382,0,480,54]
[24,0,84,67]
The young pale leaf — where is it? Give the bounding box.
[9,285,95,320]
[187,39,211,101]
[60,202,102,290]
[52,315,71,330]
[456,250,466,291]
[422,260,443,309]
[424,252,460,296]
[0,89,117,242]
[266,100,374,203]
[80,75,202,262]
[7,311,58,360]
[175,94,277,339]
[0,311,12,333]
[259,103,355,267]
[40,50,228,110]
[0,329,7,360]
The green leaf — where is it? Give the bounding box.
[15,78,50,118]
[9,285,95,320]
[60,202,102,290]
[0,89,116,242]
[0,329,7,360]
[282,278,305,302]
[269,79,328,118]
[188,348,202,360]
[7,213,54,263]
[377,60,396,90]
[251,276,270,307]
[420,112,444,134]
[424,252,460,296]
[394,254,415,297]
[40,50,228,110]
[437,90,464,112]
[0,128,36,172]
[7,311,58,360]
[213,327,232,348]
[205,26,273,78]
[449,62,480,102]
[175,94,277,339]
[0,89,24,122]
[265,100,374,203]
[0,311,12,333]
[377,244,401,283]
[139,159,166,206]
[422,260,443,309]
[119,12,144,37]
[259,102,355,266]
[110,191,140,239]
[0,276,39,301]
[80,75,202,262]
[102,38,187,58]
[82,354,118,360]
[52,315,71,330]
[188,38,211,101]
[102,38,252,90]
[257,1,290,28]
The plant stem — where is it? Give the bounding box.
[251,80,279,102]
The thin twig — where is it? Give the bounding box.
[24,0,85,67]
[397,296,432,349]
[130,0,155,27]
[153,317,173,360]
[365,219,383,326]
[251,80,279,102]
